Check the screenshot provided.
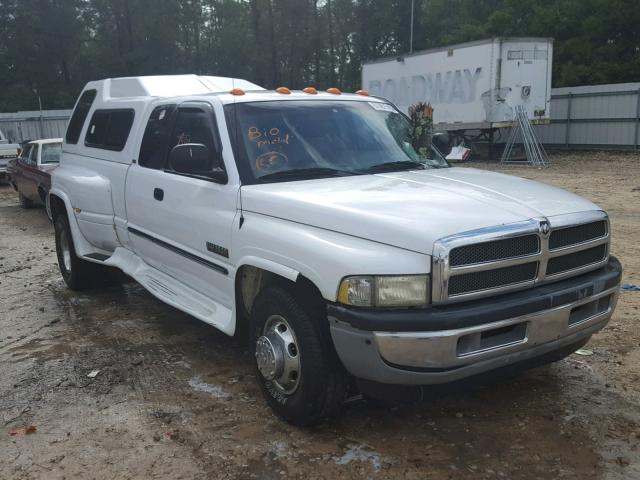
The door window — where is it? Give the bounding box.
[139,104,177,169]
[168,106,222,172]
[41,143,62,164]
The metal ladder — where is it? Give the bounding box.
[501,105,549,167]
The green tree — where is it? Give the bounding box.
[1,0,640,111]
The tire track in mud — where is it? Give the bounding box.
[45,279,267,477]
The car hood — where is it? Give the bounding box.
[240,167,601,254]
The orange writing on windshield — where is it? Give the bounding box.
[248,127,290,148]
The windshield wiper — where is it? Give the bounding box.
[361,160,428,173]
[257,167,355,182]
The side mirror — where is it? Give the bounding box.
[168,143,227,183]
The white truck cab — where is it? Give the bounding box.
[50,75,622,425]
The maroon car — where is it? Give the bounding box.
[7,138,62,209]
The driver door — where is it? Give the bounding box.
[125,101,237,307]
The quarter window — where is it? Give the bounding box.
[20,144,32,162]
[66,89,97,144]
[85,109,135,151]
[29,145,39,165]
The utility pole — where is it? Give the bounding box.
[409,0,415,54]
[33,88,44,138]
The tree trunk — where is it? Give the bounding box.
[266,0,278,86]
[313,0,320,83]
[327,0,335,84]
[250,0,264,85]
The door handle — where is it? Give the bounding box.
[153,188,164,201]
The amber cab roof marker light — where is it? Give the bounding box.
[355,89,369,96]
[303,87,318,94]
[275,86,291,94]
[230,88,245,96]
[326,87,342,95]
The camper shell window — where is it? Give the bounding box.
[66,89,97,144]
[85,109,135,151]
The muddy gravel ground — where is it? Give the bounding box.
[1,152,639,480]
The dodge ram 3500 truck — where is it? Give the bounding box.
[49,75,622,425]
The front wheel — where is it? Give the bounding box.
[250,286,349,426]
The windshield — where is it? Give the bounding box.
[41,142,62,164]
[225,100,448,184]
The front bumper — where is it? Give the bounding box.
[328,257,622,385]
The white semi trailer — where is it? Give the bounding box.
[362,37,553,133]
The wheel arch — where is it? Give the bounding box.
[47,189,96,257]
[48,191,68,221]
[37,185,47,203]
[233,259,326,339]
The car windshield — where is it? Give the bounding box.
[41,142,62,164]
[225,100,448,184]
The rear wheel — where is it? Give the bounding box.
[54,213,115,290]
[18,192,33,209]
[250,286,349,426]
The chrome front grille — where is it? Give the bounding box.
[432,211,610,304]
[548,220,607,250]
[546,244,608,276]
[449,234,540,266]
[448,262,539,296]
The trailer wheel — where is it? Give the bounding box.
[250,285,349,425]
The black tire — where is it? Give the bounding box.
[54,213,114,290]
[250,286,349,426]
[18,192,33,209]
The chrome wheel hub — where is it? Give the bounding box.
[59,229,72,273]
[255,315,300,394]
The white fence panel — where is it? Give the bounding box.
[0,110,72,143]
[536,82,640,150]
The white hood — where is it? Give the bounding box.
[240,167,600,254]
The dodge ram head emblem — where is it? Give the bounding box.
[539,220,551,237]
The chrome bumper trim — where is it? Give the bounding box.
[374,285,619,370]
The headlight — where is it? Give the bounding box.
[337,275,429,307]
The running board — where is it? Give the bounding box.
[104,247,234,335]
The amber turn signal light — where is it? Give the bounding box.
[230,88,245,96]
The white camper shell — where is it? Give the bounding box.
[362,37,554,131]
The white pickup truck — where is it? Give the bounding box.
[49,75,622,425]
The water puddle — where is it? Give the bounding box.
[188,376,229,398]
[334,444,382,471]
